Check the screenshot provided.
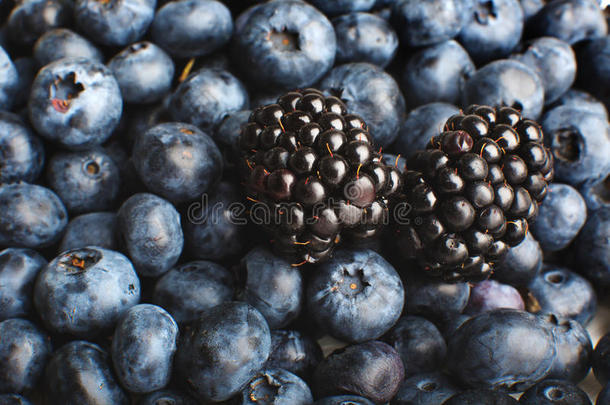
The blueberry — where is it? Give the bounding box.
[111,304,178,393]
[59,212,118,252]
[440,313,472,340]
[0,318,51,394]
[575,207,610,286]
[153,260,234,324]
[443,389,519,404]
[576,34,610,111]
[594,333,610,386]
[463,59,544,120]
[0,111,44,183]
[394,102,460,156]
[175,301,271,402]
[383,315,447,377]
[512,37,576,105]
[0,248,46,321]
[333,12,398,68]
[494,232,542,287]
[401,40,475,109]
[313,341,404,403]
[391,372,459,405]
[74,0,155,47]
[519,379,591,405]
[531,183,587,252]
[46,148,120,214]
[33,247,140,337]
[320,63,405,147]
[307,249,404,343]
[6,0,72,47]
[28,58,122,150]
[108,42,174,105]
[117,193,183,277]
[526,0,607,45]
[232,0,336,90]
[266,330,323,381]
[309,0,375,16]
[550,89,608,120]
[240,368,313,405]
[169,68,248,134]
[520,0,545,21]
[446,309,556,392]
[0,46,18,111]
[214,109,251,153]
[239,246,303,329]
[33,28,103,66]
[132,122,223,203]
[391,0,469,47]
[44,341,129,404]
[138,389,197,405]
[541,314,592,383]
[403,273,470,320]
[314,395,374,405]
[529,266,596,326]
[579,175,610,212]
[542,106,610,186]
[11,57,36,108]
[151,0,232,58]
[464,279,524,315]
[458,0,524,64]
[0,394,32,405]
[0,183,67,248]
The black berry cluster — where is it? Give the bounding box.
[239,88,401,264]
[393,105,554,282]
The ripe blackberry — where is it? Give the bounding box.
[393,105,554,282]
[239,88,401,264]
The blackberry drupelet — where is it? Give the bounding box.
[393,105,554,282]
[239,88,401,264]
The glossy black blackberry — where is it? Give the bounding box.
[239,88,401,264]
[393,105,554,282]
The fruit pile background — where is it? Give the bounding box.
[0,0,609,404]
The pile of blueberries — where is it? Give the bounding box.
[0,0,610,403]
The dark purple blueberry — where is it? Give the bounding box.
[383,315,447,377]
[312,341,404,404]
[464,280,524,315]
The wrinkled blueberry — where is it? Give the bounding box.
[0,248,46,320]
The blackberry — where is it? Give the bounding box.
[393,105,554,282]
[239,88,401,264]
